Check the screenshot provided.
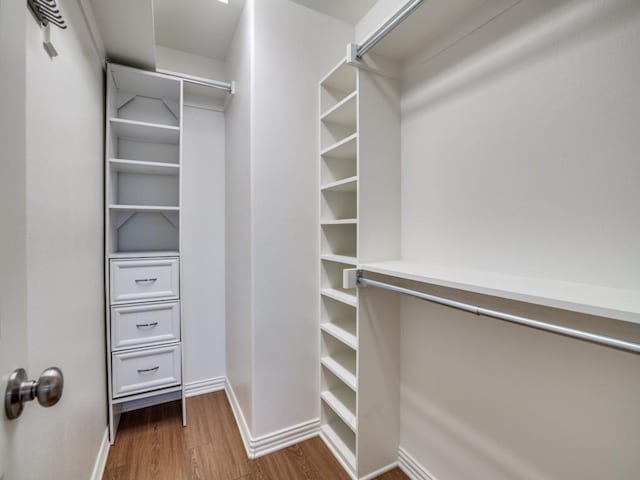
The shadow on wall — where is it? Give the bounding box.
[401,0,640,117]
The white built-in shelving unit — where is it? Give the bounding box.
[319,57,401,479]
[105,63,185,443]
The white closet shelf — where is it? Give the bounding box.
[109,158,180,176]
[320,254,358,266]
[321,387,356,432]
[321,133,357,160]
[320,91,357,128]
[321,176,357,193]
[321,288,358,307]
[360,261,640,324]
[321,354,357,391]
[320,421,356,471]
[320,61,356,93]
[109,204,180,213]
[109,251,180,259]
[110,118,180,144]
[321,321,357,351]
[321,219,357,225]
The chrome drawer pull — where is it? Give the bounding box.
[137,366,160,374]
[135,322,159,329]
[135,278,157,284]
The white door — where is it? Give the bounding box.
[0,0,29,476]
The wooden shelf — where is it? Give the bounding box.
[109,158,179,176]
[321,133,357,160]
[109,204,180,213]
[321,254,357,266]
[321,321,357,350]
[320,421,356,472]
[321,354,357,391]
[321,387,356,432]
[361,261,640,324]
[321,91,357,128]
[321,176,357,193]
[321,219,357,225]
[321,288,357,307]
[110,118,180,144]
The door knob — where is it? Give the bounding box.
[4,367,64,420]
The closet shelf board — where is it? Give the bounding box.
[109,158,180,176]
[321,176,357,193]
[321,254,358,266]
[321,219,357,225]
[109,251,180,259]
[321,355,357,391]
[320,91,357,128]
[321,133,358,160]
[320,60,356,93]
[110,118,180,144]
[321,388,357,432]
[321,322,357,351]
[361,261,640,324]
[321,288,358,307]
[109,204,180,213]
[320,422,356,471]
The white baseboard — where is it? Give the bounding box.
[185,376,226,397]
[251,417,320,458]
[89,428,110,480]
[398,447,437,480]
[224,378,320,459]
[360,462,398,480]
[225,378,254,458]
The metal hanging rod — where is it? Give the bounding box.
[156,68,234,94]
[355,0,424,59]
[356,272,640,355]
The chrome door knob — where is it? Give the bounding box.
[4,367,64,420]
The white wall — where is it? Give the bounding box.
[251,0,353,438]
[156,45,227,80]
[1,0,107,478]
[182,106,226,386]
[225,0,255,431]
[398,0,640,478]
[356,0,410,44]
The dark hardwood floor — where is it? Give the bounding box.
[103,391,408,480]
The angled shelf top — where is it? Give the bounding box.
[360,261,640,324]
[321,176,357,193]
[110,63,181,102]
[110,118,180,145]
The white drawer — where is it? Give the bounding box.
[111,301,180,351]
[110,257,179,304]
[112,345,181,398]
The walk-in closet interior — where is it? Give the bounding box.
[1,0,638,479]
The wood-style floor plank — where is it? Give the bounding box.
[103,391,408,480]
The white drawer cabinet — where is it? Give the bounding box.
[110,257,179,304]
[111,301,180,351]
[112,344,181,398]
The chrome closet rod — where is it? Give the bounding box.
[155,68,233,93]
[356,273,640,354]
[355,0,425,59]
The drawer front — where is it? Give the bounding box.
[112,345,181,398]
[111,301,180,351]
[110,258,179,304]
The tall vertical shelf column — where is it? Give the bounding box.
[319,56,401,479]
[319,60,359,477]
[105,63,186,443]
